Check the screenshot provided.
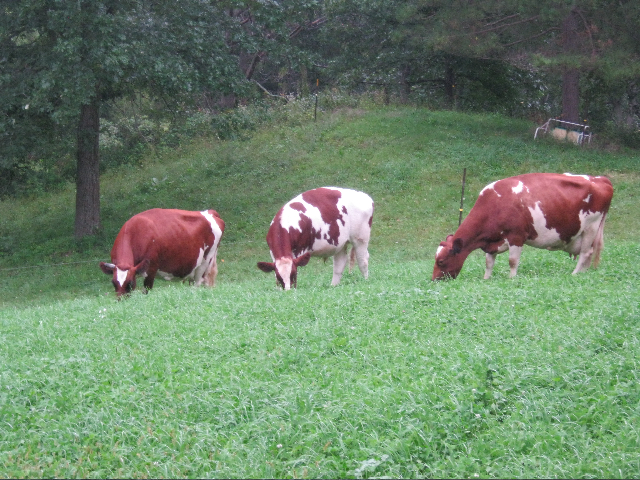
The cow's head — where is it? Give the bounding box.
[432,235,465,280]
[100,259,150,298]
[257,253,312,290]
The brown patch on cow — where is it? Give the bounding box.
[265,210,321,260]
[265,210,288,259]
[104,208,220,296]
[290,202,307,213]
[289,214,322,256]
[512,175,612,244]
[301,188,344,245]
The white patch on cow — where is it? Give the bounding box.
[189,246,208,285]
[275,257,293,290]
[192,210,224,286]
[512,181,524,194]
[480,181,501,197]
[526,201,562,248]
[572,209,599,245]
[158,270,175,281]
[200,210,224,242]
[563,173,590,181]
[196,246,205,267]
[280,200,307,233]
[116,267,128,287]
[436,245,444,258]
[583,194,591,203]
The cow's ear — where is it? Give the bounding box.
[100,262,115,275]
[294,252,312,268]
[257,261,276,273]
[134,259,150,276]
[452,238,463,255]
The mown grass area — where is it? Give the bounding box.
[1,105,639,478]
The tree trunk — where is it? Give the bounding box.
[400,64,411,103]
[245,52,262,80]
[561,8,581,123]
[74,102,101,239]
[444,57,455,107]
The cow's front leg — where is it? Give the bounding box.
[484,252,498,279]
[484,240,509,279]
[143,269,157,292]
[331,248,349,286]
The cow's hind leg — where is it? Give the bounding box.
[203,257,218,287]
[351,240,370,280]
[573,237,595,274]
[348,246,356,274]
[331,248,350,286]
[194,249,219,287]
[572,216,603,274]
[508,245,523,278]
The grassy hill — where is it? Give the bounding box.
[1,106,639,478]
[2,106,638,306]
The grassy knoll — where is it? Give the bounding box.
[1,106,639,478]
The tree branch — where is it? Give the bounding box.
[289,17,327,37]
[482,13,521,29]
[502,27,559,47]
[472,15,540,36]
[245,52,264,80]
[254,80,287,101]
[574,8,597,57]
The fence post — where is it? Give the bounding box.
[459,168,467,226]
[314,94,318,121]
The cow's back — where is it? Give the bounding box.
[471,173,611,243]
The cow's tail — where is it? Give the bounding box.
[349,245,356,273]
[591,212,607,269]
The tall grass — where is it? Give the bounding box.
[1,105,639,478]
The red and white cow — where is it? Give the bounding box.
[257,187,374,289]
[433,173,614,280]
[100,208,225,297]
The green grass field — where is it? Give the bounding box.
[1,106,639,478]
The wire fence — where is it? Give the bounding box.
[0,259,101,272]
[0,238,261,272]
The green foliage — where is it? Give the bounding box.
[3,0,640,202]
[313,0,640,132]
[0,0,323,200]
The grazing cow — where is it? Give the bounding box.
[100,208,225,297]
[257,187,374,290]
[432,173,613,280]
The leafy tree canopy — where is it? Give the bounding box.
[1,0,320,233]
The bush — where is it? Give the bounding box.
[597,123,640,150]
